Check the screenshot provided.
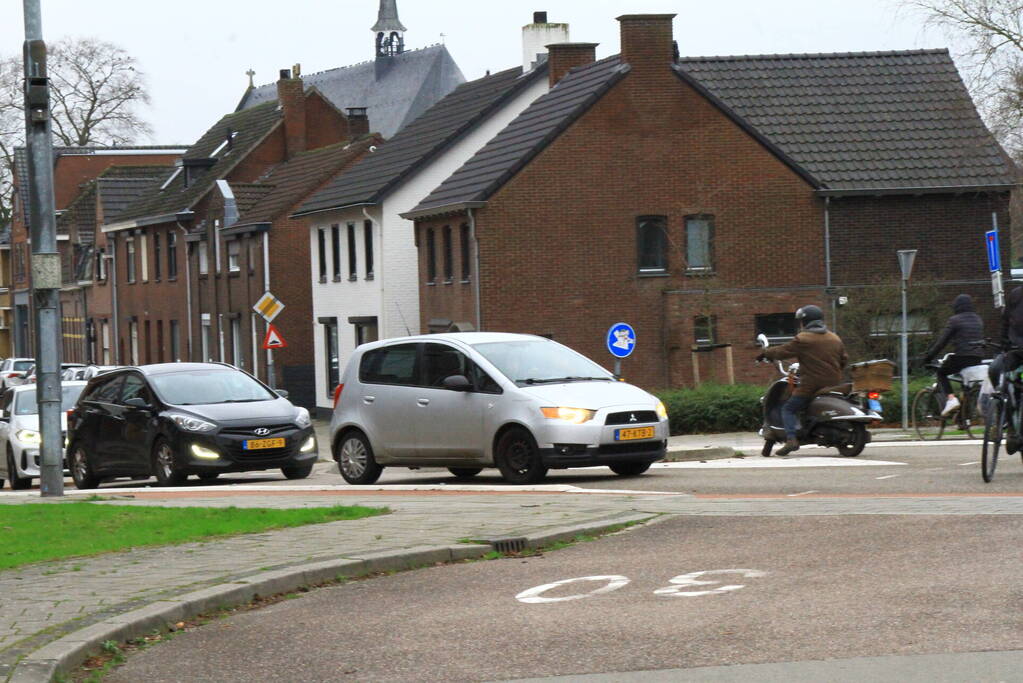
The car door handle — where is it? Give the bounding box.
[363,396,375,404]
[417,398,430,406]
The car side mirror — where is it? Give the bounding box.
[124,397,152,410]
[442,374,472,392]
[756,333,770,349]
[275,389,290,399]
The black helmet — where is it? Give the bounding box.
[795,305,823,325]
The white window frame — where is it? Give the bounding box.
[140,233,149,282]
[227,240,241,273]
[198,241,209,275]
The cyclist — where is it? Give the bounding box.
[997,285,1023,453]
[923,294,983,416]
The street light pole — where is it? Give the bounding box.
[22,0,64,497]
[897,250,918,431]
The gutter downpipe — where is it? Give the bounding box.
[824,196,835,330]
[362,207,384,336]
[109,245,119,364]
[468,207,481,331]
[174,218,192,361]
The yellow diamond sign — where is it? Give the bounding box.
[253,292,284,322]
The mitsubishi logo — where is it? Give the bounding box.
[254,427,271,436]
[629,414,637,422]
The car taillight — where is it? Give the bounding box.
[868,392,881,400]
[332,383,344,409]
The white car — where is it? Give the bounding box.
[0,381,87,490]
[330,333,669,485]
[0,358,34,391]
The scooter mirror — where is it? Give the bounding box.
[756,333,770,349]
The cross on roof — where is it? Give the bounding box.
[245,69,255,88]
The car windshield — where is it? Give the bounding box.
[471,340,613,386]
[12,360,32,372]
[15,385,85,415]
[149,369,276,406]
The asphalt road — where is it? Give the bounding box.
[107,513,1023,682]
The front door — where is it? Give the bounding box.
[116,373,156,474]
[415,343,488,461]
[356,343,420,460]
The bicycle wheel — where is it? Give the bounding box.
[912,387,945,440]
[981,396,1004,483]
[962,385,985,440]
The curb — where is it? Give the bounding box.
[6,512,655,683]
[664,446,736,461]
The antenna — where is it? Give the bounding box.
[395,302,412,336]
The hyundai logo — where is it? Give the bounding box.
[629,414,637,422]
[254,427,271,436]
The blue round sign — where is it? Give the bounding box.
[606,322,636,359]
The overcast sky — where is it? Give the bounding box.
[4,1,952,145]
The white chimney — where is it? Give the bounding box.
[522,11,569,72]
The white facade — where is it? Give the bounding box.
[309,74,549,410]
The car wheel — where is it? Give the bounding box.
[197,472,219,482]
[495,428,548,485]
[281,464,313,480]
[448,467,482,479]
[70,443,99,490]
[335,431,382,485]
[608,462,651,477]
[7,449,31,490]
[151,439,187,487]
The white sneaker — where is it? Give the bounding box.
[941,395,960,416]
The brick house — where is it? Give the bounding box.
[404,14,1018,391]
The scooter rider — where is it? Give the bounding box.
[923,293,984,416]
[756,305,848,456]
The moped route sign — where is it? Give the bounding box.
[606,322,636,359]
[986,230,1001,273]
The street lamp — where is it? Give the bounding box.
[897,250,918,430]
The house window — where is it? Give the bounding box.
[197,240,209,275]
[227,240,240,273]
[755,313,798,343]
[426,228,436,283]
[442,226,453,283]
[870,313,932,337]
[201,313,212,361]
[694,316,717,347]
[144,320,151,364]
[322,317,339,396]
[331,224,341,281]
[460,224,471,282]
[686,215,714,271]
[153,233,161,280]
[636,216,667,273]
[247,238,257,275]
[352,317,379,346]
[101,320,111,365]
[126,238,136,283]
[170,320,180,362]
[140,233,149,282]
[167,231,177,279]
[317,228,327,282]
[156,320,164,363]
[96,248,107,282]
[129,320,139,365]
[214,219,222,273]
[364,220,374,279]
[347,223,357,280]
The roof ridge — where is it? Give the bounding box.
[679,48,950,62]
[252,44,446,87]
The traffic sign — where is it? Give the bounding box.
[253,292,284,322]
[986,230,1001,273]
[606,322,636,359]
[262,324,288,350]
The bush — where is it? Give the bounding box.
[655,383,763,435]
[878,376,937,426]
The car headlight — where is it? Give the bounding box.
[16,429,41,445]
[300,436,316,453]
[655,401,668,419]
[540,407,596,424]
[170,414,217,432]
[294,407,311,428]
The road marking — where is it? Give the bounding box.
[958,462,979,466]
[651,458,906,470]
[654,569,767,597]
[516,575,630,603]
[787,490,818,497]
[875,474,900,480]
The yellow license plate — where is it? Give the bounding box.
[615,426,655,441]
[244,438,286,450]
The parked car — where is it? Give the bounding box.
[66,363,316,489]
[58,363,89,381]
[0,381,87,489]
[330,333,669,485]
[0,358,34,391]
[65,365,122,381]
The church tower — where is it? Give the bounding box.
[373,0,407,59]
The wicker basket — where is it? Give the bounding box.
[850,359,895,392]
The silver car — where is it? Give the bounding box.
[0,381,87,489]
[329,333,668,485]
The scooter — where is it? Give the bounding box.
[756,333,881,457]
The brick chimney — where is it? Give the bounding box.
[617,14,676,72]
[546,43,597,88]
[276,67,306,159]
[345,108,370,137]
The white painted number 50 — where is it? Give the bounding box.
[653,569,768,597]
[515,575,631,604]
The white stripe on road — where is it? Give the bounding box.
[787,490,819,497]
[959,461,979,466]
[649,457,906,469]
[875,474,900,480]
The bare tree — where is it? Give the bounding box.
[0,36,152,229]
[902,0,1023,156]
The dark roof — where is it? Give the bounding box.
[96,166,171,223]
[231,183,275,217]
[407,57,628,217]
[237,45,464,138]
[235,136,379,226]
[57,183,97,240]
[113,103,283,225]
[677,49,1015,192]
[298,65,549,217]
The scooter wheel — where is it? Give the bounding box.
[761,440,775,457]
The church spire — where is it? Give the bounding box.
[373,0,406,58]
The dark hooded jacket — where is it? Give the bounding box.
[1002,286,1023,348]
[762,320,848,398]
[924,294,984,362]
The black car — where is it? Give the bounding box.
[67,363,317,488]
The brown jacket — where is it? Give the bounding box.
[763,322,848,398]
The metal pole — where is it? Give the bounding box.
[23,0,63,496]
[901,277,909,430]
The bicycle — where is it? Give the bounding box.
[912,354,988,441]
[981,345,1023,482]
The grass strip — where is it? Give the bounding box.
[0,502,387,571]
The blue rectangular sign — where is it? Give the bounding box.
[986,230,1001,272]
